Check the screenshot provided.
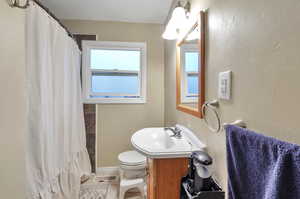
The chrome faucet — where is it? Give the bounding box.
[164,127,182,139]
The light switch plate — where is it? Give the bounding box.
[218,71,232,100]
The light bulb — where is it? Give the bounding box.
[171,6,187,28]
[162,5,188,40]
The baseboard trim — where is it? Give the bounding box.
[96,166,119,177]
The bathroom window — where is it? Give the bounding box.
[180,44,199,103]
[82,41,147,103]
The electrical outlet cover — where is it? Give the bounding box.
[218,71,232,100]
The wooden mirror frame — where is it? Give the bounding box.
[176,11,206,118]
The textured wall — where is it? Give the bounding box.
[0,1,26,197]
[165,0,300,191]
[63,20,165,167]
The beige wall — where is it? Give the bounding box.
[165,0,300,190]
[63,20,165,167]
[0,1,26,197]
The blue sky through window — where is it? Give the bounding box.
[90,49,140,96]
[185,52,199,72]
[91,49,140,71]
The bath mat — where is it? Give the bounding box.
[80,183,109,199]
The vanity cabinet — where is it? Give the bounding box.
[147,158,189,199]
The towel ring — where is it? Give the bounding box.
[201,100,221,133]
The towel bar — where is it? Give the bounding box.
[223,120,247,129]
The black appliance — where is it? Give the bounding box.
[180,151,225,199]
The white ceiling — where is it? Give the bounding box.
[42,0,174,24]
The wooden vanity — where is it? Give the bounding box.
[131,126,205,198]
[147,157,189,199]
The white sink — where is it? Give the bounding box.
[131,125,206,158]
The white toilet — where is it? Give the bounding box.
[118,151,147,199]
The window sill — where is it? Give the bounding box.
[83,97,146,104]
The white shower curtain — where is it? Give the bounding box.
[26,2,91,199]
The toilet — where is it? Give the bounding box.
[118,150,147,178]
[118,151,147,198]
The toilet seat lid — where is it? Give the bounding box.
[118,151,146,166]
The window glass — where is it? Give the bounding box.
[91,73,139,95]
[82,41,146,103]
[90,49,140,71]
[187,74,199,95]
[185,52,199,72]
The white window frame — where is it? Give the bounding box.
[180,44,199,103]
[82,41,147,104]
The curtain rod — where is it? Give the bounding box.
[8,0,79,49]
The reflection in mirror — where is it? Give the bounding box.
[176,11,205,118]
[180,39,199,109]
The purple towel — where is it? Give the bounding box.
[226,125,300,199]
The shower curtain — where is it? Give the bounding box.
[26,2,91,199]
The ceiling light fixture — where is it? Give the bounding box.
[162,1,190,40]
[186,27,200,41]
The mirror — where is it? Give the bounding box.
[176,11,206,118]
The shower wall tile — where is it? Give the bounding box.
[84,104,96,173]
[84,113,96,135]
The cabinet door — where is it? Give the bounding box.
[147,158,188,199]
[155,158,188,199]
